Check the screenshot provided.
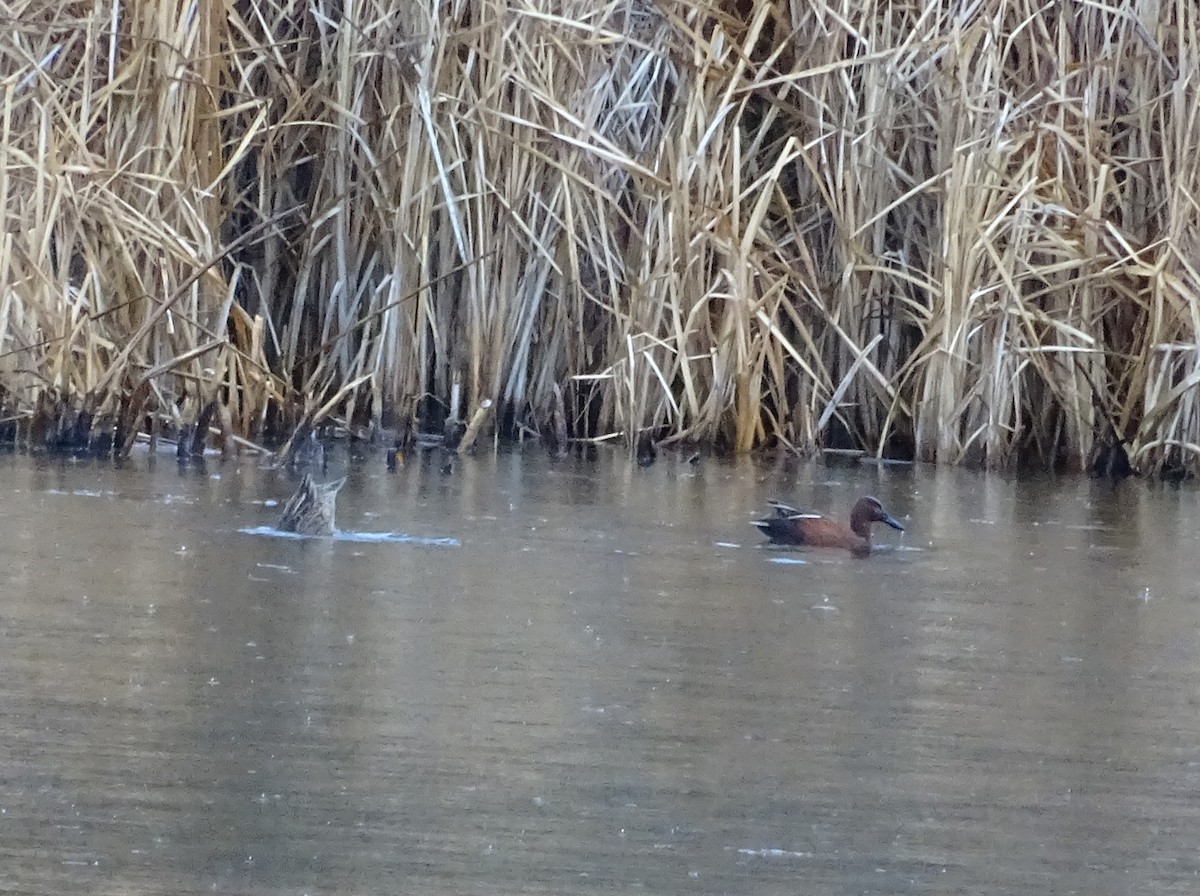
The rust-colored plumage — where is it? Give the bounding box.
[752,496,904,557]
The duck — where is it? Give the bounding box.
[752,495,904,557]
[278,474,345,536]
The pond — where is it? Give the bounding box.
[0,446,1197,894]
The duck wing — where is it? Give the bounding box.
[765,499,822,521]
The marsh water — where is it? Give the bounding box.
[0,446,1198,895]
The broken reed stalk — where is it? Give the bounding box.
[457,399,494,455]
[0,0,1198,476]
[550,382,569,454]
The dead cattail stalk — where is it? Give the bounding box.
[457,399,494,455]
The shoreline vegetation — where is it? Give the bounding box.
[1,2,1197,477]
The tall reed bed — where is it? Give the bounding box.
[0,0,1197,474]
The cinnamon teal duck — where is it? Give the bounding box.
[278,474,345,536]
[752,496,903,557]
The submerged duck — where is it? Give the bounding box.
[278,474,345,536]
[752,496,904,557]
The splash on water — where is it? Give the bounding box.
[240,526,460,547]
[47,488,111,498]
[735,847,814,860]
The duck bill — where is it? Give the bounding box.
[881,513,904,532]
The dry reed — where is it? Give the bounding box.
[0,0,1198,475]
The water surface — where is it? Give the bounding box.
[0,449,1198,894]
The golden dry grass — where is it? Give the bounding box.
[1,0,1198,475]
